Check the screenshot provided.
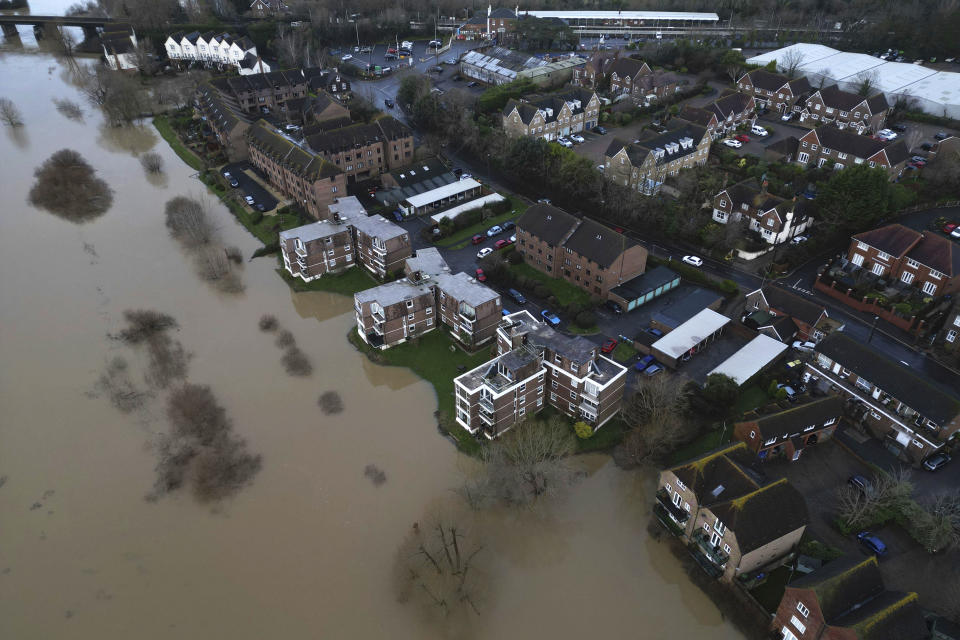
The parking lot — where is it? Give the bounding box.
[222,162,279,213]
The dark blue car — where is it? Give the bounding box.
[634,355,656,372]
[857,531,887,556]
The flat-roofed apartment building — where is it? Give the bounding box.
[279,217,354,281]
[454,310,628,438]
[515,204,648,300]
[350,212,413,278]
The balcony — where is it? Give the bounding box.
[478,395,494,413]
[656,488,690,525]
[295,246,307,258]
[691,529,729,571]
[478,411,494,426]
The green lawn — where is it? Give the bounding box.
[153,116,205,171]
[348,329,491,456]
[749,566,794,613]
[668,425,733,465]
[734,384,769,417]
[611,342,638,363]
[507,262,593,307]
[276,266,379,297]
[576,418,628,453]
[435,197,528,249]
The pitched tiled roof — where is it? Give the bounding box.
[711,478,808,553]
[304,117,409,155]
[866,93,890,114]
[788,76,812,93]
[789,556,884,622]
[766,135,799,158]
[816,84,866,112]
[677,105,717,127]
[708,92,753,118]
[742,396,843,440]
[669,442,761,508]
[246,120,341,180]
[759,285,827,326]
[852,223,922,258]
[516,204,578,247]
[816,332,960,424]
[808,125,887,158]
[607,122,708,167]
[834,591,927,640]
[908,232,960,277]
[742,69,790,92]
[722,181,786,214]
[608,56,649,80]
[883,140,910,166]
[561,218,638,269]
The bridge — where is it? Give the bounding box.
[0,14,116,40]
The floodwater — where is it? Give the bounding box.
[0,27,744,640]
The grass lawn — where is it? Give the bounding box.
[567,324,601,335]
[576,418,628,453]
[435,196,528,249]
[668,425,733,465]
[153,116,205,172]
[348,329,490,456]
[201,175,302,246]
[734,384,769,417]
[611,342,638,363]
[276,266,378,297]
[507,262,593,307]
[749,566,794,613]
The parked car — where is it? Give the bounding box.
[569,133,585,144]
[475,268,487,282]
[486,225,503,237]
[734,133,750,143]
[876,128,897,140]
[777,383,798,401]
[920,142,934,151]
[601,339,618,354]
[634,355,656,372]
[341,54,353,61]
[537,198,552,205]
[284,124,300,131]
[429,65,444,73]
[909,158,926,167]
[244,195,255,205]
[952,227,960,239]
[923,451,952,471]
[605,300,623,314]
[593,125,608,134]
[360,45,372,53]
[502,221,515,231]
[476,247,493,259]
[384,52,398,60]
[467,81,479,87]
[681,255,703,267]
[509,234,516,243]
[934,131,949,140]
[392,210,404,222]
[848,474,874,495]
[446,57,458,64]
[494,238,511,250]
[857,531,888,556]
[792,340,816,352]
[722,138,743,148]
[557,137,573,148]
[751,125,769,137]
[223,171,232,179]
[780,112,793,121]
[646,327,664,337]
[540,309,561,326]
[508,288,526,304]
[891,123,908,132]
[801,189,817,200]
[460,173,473,181]
[502,308,511,316]
[229,178,239,188]
[644,364,664,376]
[471,234,484,245]
[384,98,394,108]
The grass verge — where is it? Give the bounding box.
[568,324,601,335]
[153,116,205,172]
[733,384,768,416]
[611,342,638,363]
[668,425,733,465]
[576,418,628,453]
[347,328,490,456]
[200,174,302,246]
[276,266,378,296]
[507,262,593,307]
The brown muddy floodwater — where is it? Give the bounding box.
[0,45,744,639]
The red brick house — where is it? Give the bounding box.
[736,69,811,114]
[734,396,843,461]
[799,84,889,133]
[677,105,721,137]
[772,555,928,640]
[607,57,680,105]
[847,224,960,297]
[712,181,813,246]
[572,50,616,88]
[706,91,757,135]
[795,126,909,178]
[457,6,517,39]
[743,285,830,342]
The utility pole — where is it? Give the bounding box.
[867,315,879,343]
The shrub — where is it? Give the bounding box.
[533,284,550,299]
[575,310,596,328]
[573,421,594,439]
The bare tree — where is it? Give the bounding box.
[616,375,695,467]
[80,65,146,126]
[778,48,806,77]
[915,491,960,553]
[28,149,113,223]
[853,70,879,97]
[276,25,309,69]
[164,196,214,247]
[835,468,915,528]
[0,97,24,127]
[140,151,164,174]
[393,514,489,628]
[53,98,84,120]
[48,24,79,59]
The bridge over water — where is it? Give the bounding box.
[0,14,116,39]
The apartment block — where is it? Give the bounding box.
[515,204,648,300]
[655,442,809,581]
[279,218,354,281]
[805,332,960,463]
[350,213,413,278]
[795,125,909,177]
[501,87,601,141]
[305,116,414,182]
[208,70,308,115]
[604,122,711,194]
[454,310,628,438]
[846,223,960,297]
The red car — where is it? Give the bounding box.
[475,268,486,282]
[735,134,750,143]
[494,238,513,250]
[944,223,959,234]
[612,226,625,233]
[471,234,484,245]
[601,338,618,354]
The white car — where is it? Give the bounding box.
[876,129,897,140]
[792,340,816,352]
[722,138,743,148]
[244,195,255,205]
[751,125,769,137]
[477,247,493,259]
[681,255,703,267]
[341,54,353,61]
[569,133,585,143]
[557,138,573,148]
[791,235,809,244]
[597,164,605,171]
[780,112,793,122]
[284,124,300,131]
[459,173,473,181]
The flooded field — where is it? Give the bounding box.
[0,26,744,640]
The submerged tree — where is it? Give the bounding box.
[0,97,24,127]
[28,149,113,223]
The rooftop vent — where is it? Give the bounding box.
[710,485,725,498]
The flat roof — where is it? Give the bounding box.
[902,71,960,109]
[328,196,366,220]
[610,265,679,301]
[434,271,500,307]
[404,178,482,208]
[354,278,433,307]
[652,308,730,359]
[708,334,788,385]
[746,43,840,68]
[350,214,406,240]
[798,51,884,81]
[278,219,349,243]
[521,10,719,21]
[430,193,506,224]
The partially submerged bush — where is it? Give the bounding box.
[318,391,343,415]
[165,196,213,248]
[282,346,312,376]
[258,314,279,332]
[28,149,113,223]
[140,151,164,174]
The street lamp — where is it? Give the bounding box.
[868,315,880,343]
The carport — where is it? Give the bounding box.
[708,334,788,386]
[651,308,730,368]
[608,265,680,311]
[398,178,483,216]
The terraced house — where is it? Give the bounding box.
[571,50,616,88]
[655,442,809,581]
[805,332,960,464]
[305,116,414,182]
[164,31,257,70]
[354,249,501,350]
[736,69,811,113]
[703,91,757,135]
[846,223,960,297]
[245,120,346,219]
[733,396,844,462]
[799,84,889,133]
[454,310,628,438]
[515,204,648,300]
[772,555,928,640]
[743,285,832,343]
[604,122,711,194]
[712,180,813,245]
[195,83,251,157]
[795,125,909,177]
[606,56,680,105]
[208,71,308,115]
[501,88,601,141]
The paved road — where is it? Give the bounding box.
[221,162,278,212]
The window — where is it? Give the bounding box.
[407,313,414,321]
[946,329,957,343]
[901,271,914,285]
[797,152,809,163]
[954,315,960,327]
[714,518,725,536]
[569,391,577,400]
[722,544,731,553]
[906,258,920,269]
[720,199,727,207]
[406,300,413,308]
[568,403,577,411]
[930,269,944,280]
[851,253,864,267]
[519,407,525,416]
[426,318,432,326]
[837,152,847,160]
[781,628,798,640]
[923,281,937,295]
[876,251,890,261]
[537,397,543,407]
[551,380,558,389]
[790,616,807,635]
[871,262,885,276]
[796,602,809,618]
[810,144,818,151]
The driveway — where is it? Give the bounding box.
[221,162,278,212]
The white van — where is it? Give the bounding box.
[751,125,769,137]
